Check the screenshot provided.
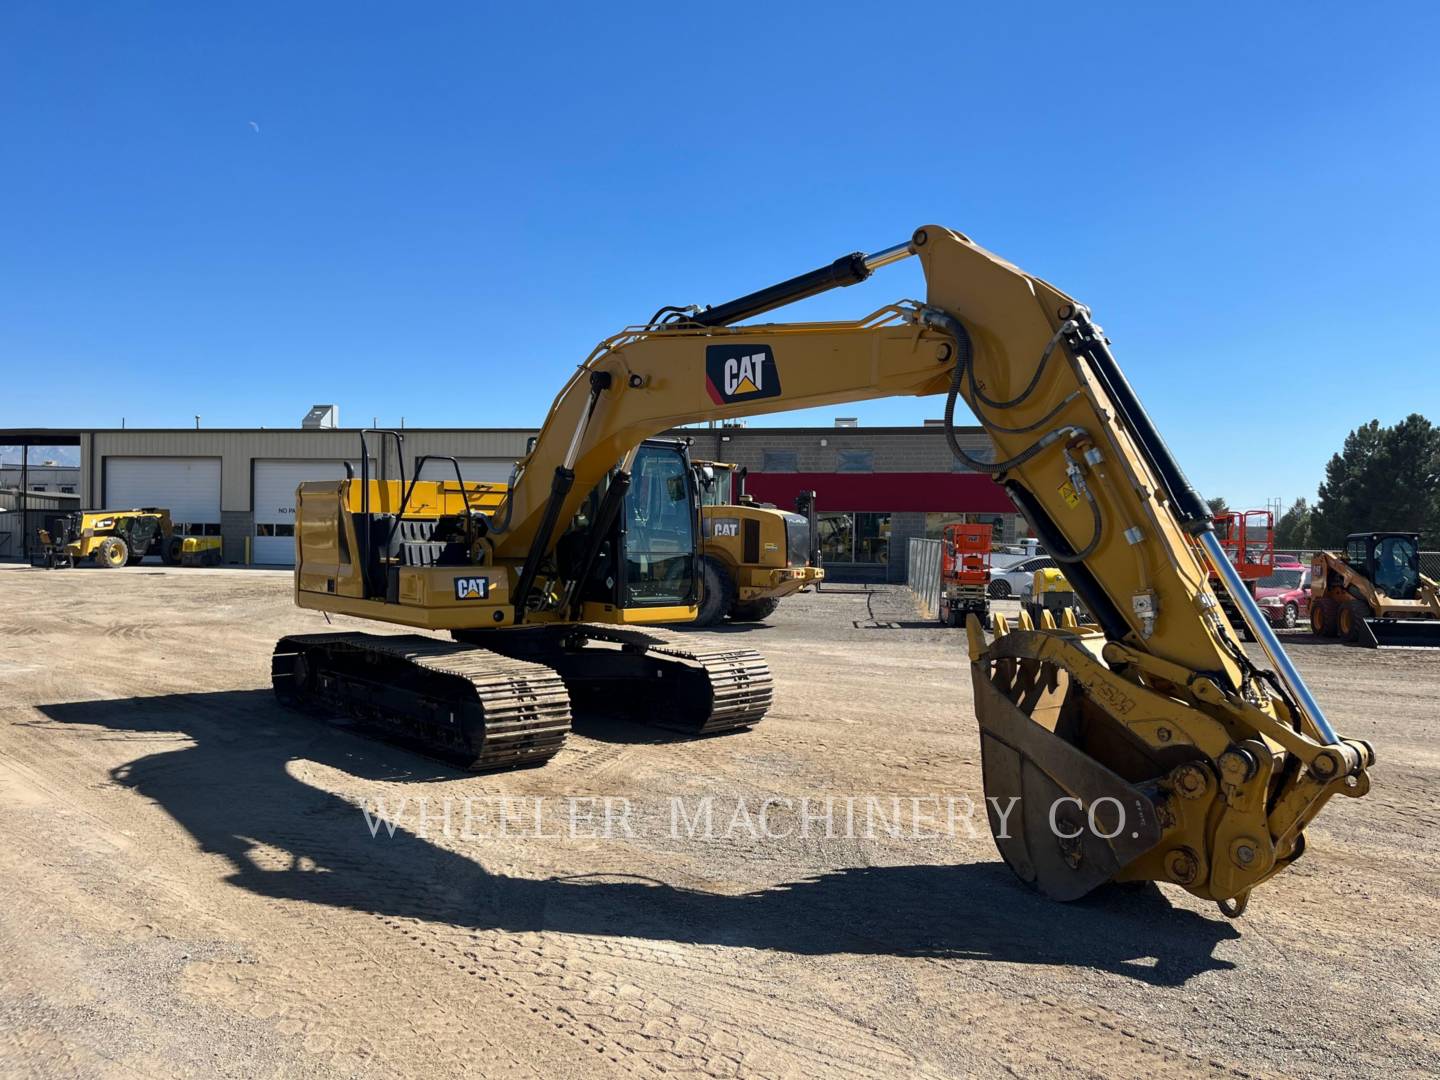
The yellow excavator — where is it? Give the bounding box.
[693,459,823,625]
[273,226,1372,916]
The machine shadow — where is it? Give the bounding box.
[36,690,1238,985]
[658,622,778,636]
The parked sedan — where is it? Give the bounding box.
[1255,567,1310,628]
[988,555,1057,599]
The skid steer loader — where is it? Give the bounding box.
[1310,532,1440,646]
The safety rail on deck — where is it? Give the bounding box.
[906,537,942,616]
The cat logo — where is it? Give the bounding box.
[705,343,780,405]
[453,576,490,600]
[707,517,740,538]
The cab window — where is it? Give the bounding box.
[624,445,696,606]
[1372,535,1419,599]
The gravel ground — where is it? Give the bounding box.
[0,563,1436,1079]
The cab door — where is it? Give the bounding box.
[620,443,699,610]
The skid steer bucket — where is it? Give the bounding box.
[1358,617,1440,648]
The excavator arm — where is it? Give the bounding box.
[484,224,1372,913]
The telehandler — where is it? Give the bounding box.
[274,226,1372,916]
[693,459,823,625]
[41,508,184,568]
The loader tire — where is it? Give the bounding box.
[160,536,182,566]
[730,597,780,623]
[1311,598,1337,637]
[1338,600,1369,643]
[694,557,735,627]
[93,537,128,569]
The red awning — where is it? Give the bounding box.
[744,472,1012,514]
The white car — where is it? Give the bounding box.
[988,555,1057,599]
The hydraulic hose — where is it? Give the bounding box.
[934,312,1102,563]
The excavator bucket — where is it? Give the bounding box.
[967,618,1163,901]
[1358,618,1440,648]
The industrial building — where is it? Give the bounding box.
[2,412,1022,581]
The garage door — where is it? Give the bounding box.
[417,457,513,483]
[105,458,221,536]
[253,459,351,565]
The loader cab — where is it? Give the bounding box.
[697,462,735,507]
[1345,531,1422,600]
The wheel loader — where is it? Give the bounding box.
[272,225,1372,917]
[1310,531,1440,646]
[692,459,823,626]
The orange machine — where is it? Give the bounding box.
[1207,510,1275,639]
[938,522,992,627]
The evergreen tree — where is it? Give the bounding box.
[1312,414,1440,543]
[1275,497,1315,548]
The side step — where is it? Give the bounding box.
[465,624,774,736]
[272,632,572,770]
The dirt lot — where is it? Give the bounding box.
[0,563,1436,1079]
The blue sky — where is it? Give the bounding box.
[3,3,1437,509]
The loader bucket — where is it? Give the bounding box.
[969,632,1163,901]
[1358,618,1440,648]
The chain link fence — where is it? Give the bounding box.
[907,537,942,615]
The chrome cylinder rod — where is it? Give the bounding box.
[1198,530,1337,744]
[863,241,915,272]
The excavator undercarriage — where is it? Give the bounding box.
[272,624,772,770]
